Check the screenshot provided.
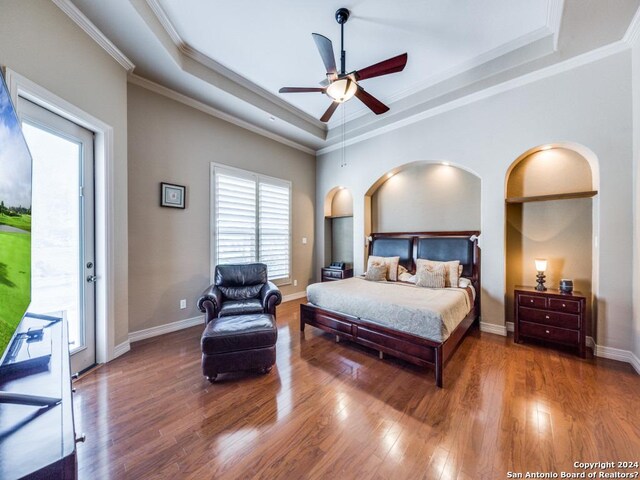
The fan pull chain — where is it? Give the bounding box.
[341,105,346,168]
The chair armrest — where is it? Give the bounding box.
[260,281,282,316]
[198,285,222,324]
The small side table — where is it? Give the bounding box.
[321,267,353,282]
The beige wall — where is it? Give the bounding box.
[507,148,593,198]
[506,198,593,333]
[371,163,481,232]
[331,189,353,216]
[0,0,130,347]
[505,148,594,334]
[127,84,315,332]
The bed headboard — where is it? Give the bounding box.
[368,231,481,297]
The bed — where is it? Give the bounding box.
[300,231,481,387]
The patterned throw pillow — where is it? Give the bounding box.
[415,263,446,288]
[416,259,461,287]
[367,255,400,281]
[364,263,387,282]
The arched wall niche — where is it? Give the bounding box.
[364,161,481,265]
[505,143,599,338]
[323,187,354,267]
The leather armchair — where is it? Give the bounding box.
[198,263,282,324]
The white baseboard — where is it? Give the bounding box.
[282,291,306,303]
[113,339,130,359]
[129,315,204,343]
[480,321,507,337]
[584,336,640,374]
[506,321,515,332]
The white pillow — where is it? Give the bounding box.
[367,255,400,281]
[458,277,471,288]
[398,272,416,283]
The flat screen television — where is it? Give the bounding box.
[0,71,33,367]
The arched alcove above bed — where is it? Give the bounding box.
[365,162,481,234]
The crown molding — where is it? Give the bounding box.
[328,26,555,129]
[128,74,315,155]
[51,0,135,72]
[547,0,565,50]
[142,0,324,133]
[623,4,640,46]
[143,0,183,47]
[317,39,628,156]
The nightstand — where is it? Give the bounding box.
[514,286,586,358]
[321,267,353,282]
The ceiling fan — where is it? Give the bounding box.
[278,7,408,123]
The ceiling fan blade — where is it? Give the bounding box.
[355,53,408,81]
[279,87,325,93]
[312,33,337,75]
[355,87,389,115]
[320,102,340,122]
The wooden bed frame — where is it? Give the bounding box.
[300,231,481,388]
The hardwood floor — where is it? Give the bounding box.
[74,299,640,479]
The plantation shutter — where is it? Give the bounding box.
[213,165,291,284]
[259,181,290,281]
[215,172,257,265]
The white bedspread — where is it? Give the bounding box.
[306,277,473,343]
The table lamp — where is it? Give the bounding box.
[535,258,547,291]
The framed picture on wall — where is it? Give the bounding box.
[160,182,186,209]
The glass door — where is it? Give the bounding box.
[18,98,96,374]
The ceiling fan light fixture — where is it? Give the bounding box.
[326,78,357,103]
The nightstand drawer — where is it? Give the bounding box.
[548,298,581,313]
[520,321,579,346]
[518,294,547,308]
[323,269,343,278]
[518,306,580,329]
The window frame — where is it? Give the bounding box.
[210,163,292,286]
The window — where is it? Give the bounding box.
[212,164,291,284]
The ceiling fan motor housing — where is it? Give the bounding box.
[335,8,350,24]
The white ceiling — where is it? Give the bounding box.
[156,0,549,121]
[67,0,640,151]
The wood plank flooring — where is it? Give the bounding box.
[74,299,640,479]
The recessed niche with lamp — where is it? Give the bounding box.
[534,258,547,291]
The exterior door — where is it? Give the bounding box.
[19,98,96,374]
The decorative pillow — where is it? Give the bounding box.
[367,255,400,281]
[398,272,416,283]
[416,258,461,287]
[458,277,471,288]
[398,265,409,276]
[364,263,387,282]
[415,263,446,288]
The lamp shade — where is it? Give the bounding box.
[326,78,357,103]
[534,258,547,272]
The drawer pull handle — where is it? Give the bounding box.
[562,303,566,307]
[530,300,534,303]
[545,330,550,334]
[545,315,550,319]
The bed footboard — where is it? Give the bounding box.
[300,303,477,388]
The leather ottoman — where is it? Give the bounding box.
[201,313,277,381]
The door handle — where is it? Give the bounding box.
[86,275,98,283]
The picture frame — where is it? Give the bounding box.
[160,182,186,209]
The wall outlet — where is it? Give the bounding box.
[180,299,187,309]
[293,279,298,287]
[302,237,307,244]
